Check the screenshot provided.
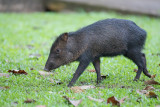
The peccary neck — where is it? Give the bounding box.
[68,32,87,61]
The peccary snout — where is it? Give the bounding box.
[44,33,74,72]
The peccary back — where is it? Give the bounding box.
[74,19,146,58]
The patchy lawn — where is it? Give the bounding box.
[0,11,160,107]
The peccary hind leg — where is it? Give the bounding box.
[124,50,151,80]
[142,53,151,78]
[67,61,90,87]
[93,58,102,83]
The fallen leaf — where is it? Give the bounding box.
[96,85,106,89]
[30,68,34,70]
[157,53,160,56]
[50,79,63,85]
[108,84,118,88]
[87,96,104,103]
[70,86,84,93]
[71,85,95,93]
[0,73,10,77]
[27,45,34,50]
[101,75,109,80]
[107,96,120,107]
[120,85,131,89]
[11,101,18,105]
[8,70,28,75]
[55,81,63,85]
[136,97,142,103]
[119,96,128,103]
[33,26,41,30]
[48,91,54,93]
[120,86,125,88]
[146,91,158,98]
[36,105,46,107]
[63,96,82,107]
[24,99,36,103]
[87,69,96,72]
[5,59,10,63]
[0,86,10,90]
[136,89,148,95]
[29,54,41,59]
[144,80,160,85]
[39,71,54,76]
[79,85,95,90]
[152,53,160,56]
[151,74,156,79]
[144,86,155,90]
[134,69,138,72]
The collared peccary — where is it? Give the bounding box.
[44,18,151,87]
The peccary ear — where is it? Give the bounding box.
[61,32,68,41]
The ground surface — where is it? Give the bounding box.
[0,11,160,107]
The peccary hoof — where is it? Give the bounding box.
[133,78,139,81]
[67,83,73,87]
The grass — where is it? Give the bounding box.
[0,11,160,107]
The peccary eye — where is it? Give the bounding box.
[55,49,61,54]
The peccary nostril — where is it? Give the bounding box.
[44,68,49,72]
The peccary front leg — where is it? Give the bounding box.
[93,58,102,83]
[67,61,90,87]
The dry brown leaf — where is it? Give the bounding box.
[29,53,41,58]
[146,91,158,98]
[8,70,28,75]
[39,71,54,76]
[136,89,148,95]
[27,45,34,50]
[152,53,160,56]
[107,96,120,107]
[151,74,156,79]
[144,80,160,85]
[136,97,142,103]
[11,101,18,105]
[79,85,95,90]
[120,86,125,88]
[30,68,34,70]
[101,75,109,80]
[71,85,95,93]
[0,86,10,90]
[50,79,63,85]
[144,86,155,90]
[87,96,104,102]
[24,99,36,103]
[63,96,82,107]
[36,105,46,107]
[87,69,96,72]
[70,86,84,93]
[119,96,128,103]
[134,69,138,73]
[0,73,10,77]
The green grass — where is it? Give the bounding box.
[0,11,160,107]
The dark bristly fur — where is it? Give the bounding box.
[44,18,151,87]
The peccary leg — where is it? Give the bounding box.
[67,61,90,87]
[93,58,102,83]
[124,50,143,80]
[142,53,151,78]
